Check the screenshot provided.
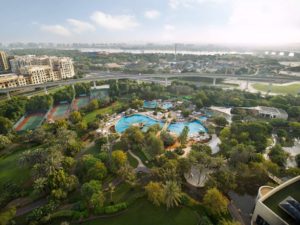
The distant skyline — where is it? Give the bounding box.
[1,0,300,45]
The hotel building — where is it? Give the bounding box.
[251,176,300,225]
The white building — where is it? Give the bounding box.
[251,176,300,225]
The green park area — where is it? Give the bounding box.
[83,101,124,123]
[0,147,31,186]
[253,83,300,95]
[81,198,199,225]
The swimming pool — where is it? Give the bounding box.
[143,100,158,109]
[168,120,207,136]
[115,114,207,136]
[115,114,164,133]
[162,102,173,109]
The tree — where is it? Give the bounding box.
[207,168,237,193]
[213,116,228,127]
[48,170,78,200]
[163,181,182,209]
[0,207,16,225]
[121,126,144,151]
[69,111,82,124]
[181,110,191,118]
[160,131,176,147]
[26,95,53,113]
[112,150,127,168]
[0,117,13,135]
[33,177,48,195]
[81,180,105,211]
[145,182,164,206]
[87,99,99,112]
[130,99,143,109]
[203,188,228,217]
[117,164,137,187]
[179,126,189,146]
[146,133,164,157]
[0,135,11,149]
[87,161,107,181]
[188,151,223,186]
[268,145,288,167]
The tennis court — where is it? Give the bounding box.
[73,97,90,110]
[15,113,45,131]
[90,89,109,99]
[48,104,70,121]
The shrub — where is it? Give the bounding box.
[175,147,185,155]
[50,210,76,220]
[104,202,127,214]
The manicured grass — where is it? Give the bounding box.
[0,147,31,185]
[252,83,300,95]
[84,144,99,156]
[127,152,138,168]
[80,198,200,225]
[83,101,124,123]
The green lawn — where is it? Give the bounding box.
[83,101,123,123]
[252,83,300,95]
[0,147,31,185]
[127,152,138,168]
[80,198,200,225]
[84,144,99,156]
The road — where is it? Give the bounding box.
[1,71,300,93]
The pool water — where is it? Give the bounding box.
[115,114,164,133]
[115,114,206,136]
[168,120,206,136]
[162,102,173,109]
[199,116,207,121]
[143,100,158,109]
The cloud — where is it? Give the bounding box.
[164,24,175,31]
[90,11,139,30]
[168,0,225,9]
[67,19,95,33]
[144,10,160,19]
[40,25,71,36]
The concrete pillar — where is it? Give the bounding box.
[213,78,216,86]
[165,77,168,86]
[7,91,11,100]
[44,86,48,94]
[246,80,249,90]
[93,81,96,88]
[72,84,75,90]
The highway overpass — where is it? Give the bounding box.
[1,72,300,94]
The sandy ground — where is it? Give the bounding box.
[223,79,300,96]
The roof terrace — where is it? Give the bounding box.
[263,180,300,225]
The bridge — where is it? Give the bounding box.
[1,72,300,98]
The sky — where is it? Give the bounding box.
[1,0,300,45]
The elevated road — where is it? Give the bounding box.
[1,72,300,93]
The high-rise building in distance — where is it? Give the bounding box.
[0,51,10,72]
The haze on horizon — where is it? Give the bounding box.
[1,0,300,46]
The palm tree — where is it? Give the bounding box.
[107,182,115,203]
[163,181,182,209]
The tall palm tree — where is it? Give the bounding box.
[163,181,182,209]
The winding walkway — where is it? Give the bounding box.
[128,150,150,173]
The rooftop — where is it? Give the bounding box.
[263,179,300,225]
